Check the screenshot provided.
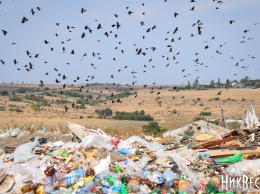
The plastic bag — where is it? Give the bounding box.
[12,136,40,163]
[10,128,20,137]
[117,136,147,149]
[226,159,260,177]
[80,134,113,151]
[93,154,111,175]
[216,152,243,163]
[146,141,165,151]
[0,132,9,138]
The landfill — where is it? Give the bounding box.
[0,106,260,194]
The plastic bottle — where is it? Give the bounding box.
[112,180,122,194]
[102,180,111,194]
[139,184,151,194]
[127,180,140,193]
[137,157,149,169]
[44,176,55,193]
[106,175,117,184]
[179,185,196,194]
[205,175,221,194]
[143,169,151,178]
[205,182,218,194]
[56,175,78,187]
[163,170,174,185]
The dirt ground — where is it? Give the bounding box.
[0,132,75,151]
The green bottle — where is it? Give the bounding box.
[121,184,128,194]
[106,175,117,184]
[205,182,218,194]
[149,187,162,194]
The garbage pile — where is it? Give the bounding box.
[0,122,260,194]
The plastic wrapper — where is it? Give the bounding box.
[80,134,113,151]
[226,159,260,177]
[117,136,147,149]
[0,132,9,138]
[93,154,111,175]
[146,141,165,151]
[12,136,40,163]
[10,128,20,137]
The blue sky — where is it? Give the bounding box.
[0,0,259,85]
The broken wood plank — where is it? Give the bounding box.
[192,136,239,149]
[208,148,260,157]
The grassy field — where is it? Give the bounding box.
[0,84,259,137]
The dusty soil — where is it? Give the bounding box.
[0,132,75,151]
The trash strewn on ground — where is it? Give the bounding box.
[0,106,260,193]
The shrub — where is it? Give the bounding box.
[200,111,212,116]
[214,97,220,101]
[0,106,6,111]
[95,108,113,119]
[17,88,27,93]
[183,128,195,136]
[142,121,167,136]
[199,103,204,106]
[9,95,23,102]
[0,90,8,96]
[31,103,40,111]
[79,115,84,119]
[113,110,154,121]
[241,98,246,102]
[197,98,201,101]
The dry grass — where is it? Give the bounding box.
[0,84,259,137]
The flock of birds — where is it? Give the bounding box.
[0,0,258,112]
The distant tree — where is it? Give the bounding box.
[209,79,214,89]
[194,78,199,88]
[225,79,231,89]
[240,76,250,84]
[142,121,167,135]
[186,81,191,89]
[217,78,221,88]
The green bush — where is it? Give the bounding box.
[200,111,212,116]
[0,90,8,96]
[0,106,6,111]
[79,115,84,119]
[142,121,167,136]
[214,97,220,101]
[31,104,40,111]
[241,98,246,102]
[183,128,195,136]
[17,88,27,93]
[113,110,153,121]
[95,108,113,119]
[9,95,23,102]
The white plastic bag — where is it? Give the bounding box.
[93,154,111,175]
[12,136,40,163]
[10,128,20,137]
[80,134,113,151]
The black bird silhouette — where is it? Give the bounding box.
[230,20,235,24]
[81,8,86,14]
[217,91,222,95]
[97,23,102,29]
[36,7,41,11]
[174,12,179,17]
[65,106,69,112]
[31,9,35,15]
[190,6,195,11]
[0,59,5,65]
[1,30,7,35]
[21,17,28,23]
[128,11,133,15]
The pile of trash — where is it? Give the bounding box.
[0,122,260,194]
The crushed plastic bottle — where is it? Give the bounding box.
[112,180,122,194]
[163,170,174,185]
[127,179,140,193]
